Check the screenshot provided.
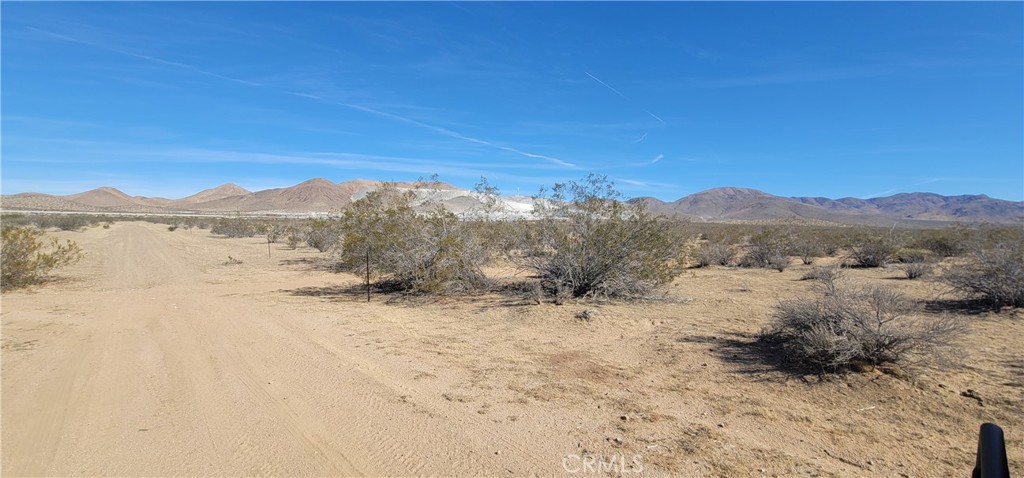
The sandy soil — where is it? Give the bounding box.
[2,222,1021,477]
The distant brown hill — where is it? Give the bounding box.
[66,187,149,208]
[634,188,1024,226]
[793,193,1024,223]
[2,180,1021,225]
[0,178,463,215]
[191,178,354,212]
[179,183,251,204]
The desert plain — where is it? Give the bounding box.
[2,221,1021,477]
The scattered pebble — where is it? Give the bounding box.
[960,389,984,406]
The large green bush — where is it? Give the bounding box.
[336,183,488,295]
[515,175,683,299]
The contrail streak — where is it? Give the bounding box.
[29,26,577,169]
[342,103,578,168]
[630,132,648,144]
[585,71,628,100]
[584,71,666,124]
[644,110,666,124]
[28,27,263,88]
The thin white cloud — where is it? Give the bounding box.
[650,153,664,164]
[644,110,666,124]
[29,26,577,170]
[630,132,648,144]
[585,71,666,124]
[28,27,263,88]
[340,103,578,168]
[585,71,629,100]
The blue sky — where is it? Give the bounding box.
[2,2,1022,201]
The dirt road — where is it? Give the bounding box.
[3,222,1022,476]
[2,223,562,476]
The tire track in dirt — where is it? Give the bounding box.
[262,311,554,474]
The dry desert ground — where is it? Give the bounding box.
[2,221,1021,476]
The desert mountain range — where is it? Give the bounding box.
[2,178,1021,226]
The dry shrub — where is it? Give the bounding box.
[896,248,932,264]
[902,262,934,280]
[1,225,84,290]
[515,175,682,299]
[850,233,900,268]
[792,238,824,265]
[943,241,1024,307]
[800,265,845,283]
[739,229,792,271]
[694,242,734,267]
[760,275,964,373]
[914,229,967,258]
[895,249,935,280]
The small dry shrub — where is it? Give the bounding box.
[902,262,933,280]
[760,276,964,372]
[801,265,845,283]
[285,229,302,250]
[739,229,792,271]
[792,238,824,265]
[850,233,900,267]
[694,242,734,267]
[896,248,932,264]
[1,225,84,290]
[943,240,1024,307]
[264,223,286,244]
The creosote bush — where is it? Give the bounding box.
[514,175,682,299]
[943,240,1024,307]
[1,225,84,290]
[760,276,964,373]
[304,218,341,253]
[211,217,262,238]
[336,182,489,295]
